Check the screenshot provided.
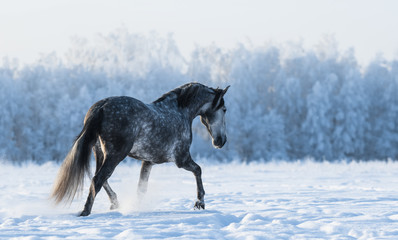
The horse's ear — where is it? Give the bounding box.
[222,85,230,96]
[211,90,223,109]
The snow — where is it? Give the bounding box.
[2,160,398,239]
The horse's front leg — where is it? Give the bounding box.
[180,157,205,210]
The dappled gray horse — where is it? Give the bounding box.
[52,83,230,216]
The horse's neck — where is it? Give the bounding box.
[185,96,213,121]
[152,92,212,121]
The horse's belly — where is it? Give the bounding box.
[129,140,176,163]
[128,121,190,163]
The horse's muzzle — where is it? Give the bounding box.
[213,136,227,149]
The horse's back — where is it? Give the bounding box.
[87,96,150,149]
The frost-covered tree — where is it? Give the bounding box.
[188,44,231,86]
[332,70,369,159]
[227,46,286,161]
[302,74,338,160]
[362,59,393,159]
[0,59,20,160]
[370,60,398,159]
[276,76,306,159]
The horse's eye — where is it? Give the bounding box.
[223,108,227,113]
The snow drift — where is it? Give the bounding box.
[1,161,398,239]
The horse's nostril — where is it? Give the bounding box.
[213,136,226,148]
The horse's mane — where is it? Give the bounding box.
[154,82,216,108]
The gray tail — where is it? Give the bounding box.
[51,104,104,204]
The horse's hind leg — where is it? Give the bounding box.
[80,144,127,216]
[137,161,153,198]
[93,144,119,210]
[103,181,119,210]
[81,152,125,216]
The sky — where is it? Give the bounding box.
[0,0,397,66]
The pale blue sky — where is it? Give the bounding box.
[1,0,397,65]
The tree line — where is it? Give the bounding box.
[0,30,397,162]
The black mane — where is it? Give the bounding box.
[154,82,216,108]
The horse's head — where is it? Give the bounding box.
[200,86,230,149]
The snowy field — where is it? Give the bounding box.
[1,160,398,239]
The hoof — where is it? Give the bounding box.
[79,210,90,217]
[194,200,205,210]
[110,202,119,210]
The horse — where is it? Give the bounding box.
[51,82,230,216]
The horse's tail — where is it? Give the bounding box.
[51,102,105,204]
